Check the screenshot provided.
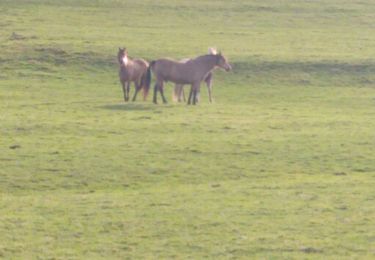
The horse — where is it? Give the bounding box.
[173,48,217,103]
[117,47,149,102]
[146,51,231,105]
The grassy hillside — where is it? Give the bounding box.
[1,0,374,258]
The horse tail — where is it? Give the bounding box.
[143,61,155,100]
[141,72,148,100]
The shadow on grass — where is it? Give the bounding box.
[231,58,375,87]
[100,103,153,111]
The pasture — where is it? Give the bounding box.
[1,0,375,258]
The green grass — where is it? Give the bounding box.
[1,0,375,258]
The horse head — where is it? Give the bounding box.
[117,47,128,65]
[215,52,232,71]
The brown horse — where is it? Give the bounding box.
[146,51,231,105]
[117,48,149,102]
[173,48,217,103]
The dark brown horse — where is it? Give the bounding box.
[117,48,149,102]
[146,52,231,105]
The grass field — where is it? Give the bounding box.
[1,0,375,258]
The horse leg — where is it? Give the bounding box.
[153,83,158,104]
[195,87,200,104]
[132,81,141,102]
[173,84,180,102]
[159,81,167,104]
[153,80,163,104]
[179,85,187,102]
[181,86,186,102]
[125,82,130,101]
[207,85,213,103]
[178,84,185,102]
[187,85,193,105]
[193,89,197,105]
[121,81,127,102]
[206,74,213,103]
[192,82,200,105]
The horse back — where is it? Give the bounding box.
[133,58,149,68]
[153,59,196,84]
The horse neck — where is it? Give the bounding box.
[194,55,217,73]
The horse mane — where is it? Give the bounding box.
[191,54,218,63]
